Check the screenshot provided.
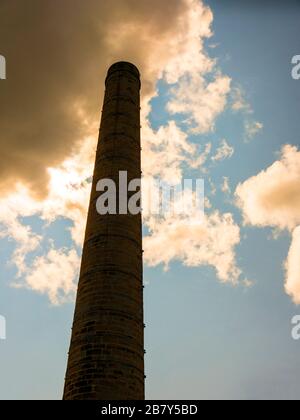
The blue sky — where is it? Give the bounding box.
[144,2,300,400]
[0,0,300,400]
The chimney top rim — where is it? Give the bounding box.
[106,62,140,81]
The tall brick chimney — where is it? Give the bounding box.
[63,62,144,400]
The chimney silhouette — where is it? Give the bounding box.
[63,62,144,400]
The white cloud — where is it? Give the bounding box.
[231,86,252,113]
[162,0,214,83]
[161,0,231,136]
[221,177,231,194]
[144,209,241,283]
[189,143,212,170]
[20,248,80,305]
[245,121,263,141]
[0,139,93,302]
[167,73,231,134]
[243,278,254,289]
[236,144,300,303]
[285,226,300,305]
[230,86,263,142]
[142,121,197,184]
[0,189,42,276]
[236,145,300,231]
[212,139,234,162]
[142,120,214,185]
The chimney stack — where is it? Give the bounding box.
[63,62,144,400]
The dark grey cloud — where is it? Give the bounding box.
[0,0,187,197]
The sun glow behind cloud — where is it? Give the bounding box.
[0,0,276,305]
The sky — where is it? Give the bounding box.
[0,0,300,400]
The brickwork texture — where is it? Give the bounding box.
[63,62,144,400]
